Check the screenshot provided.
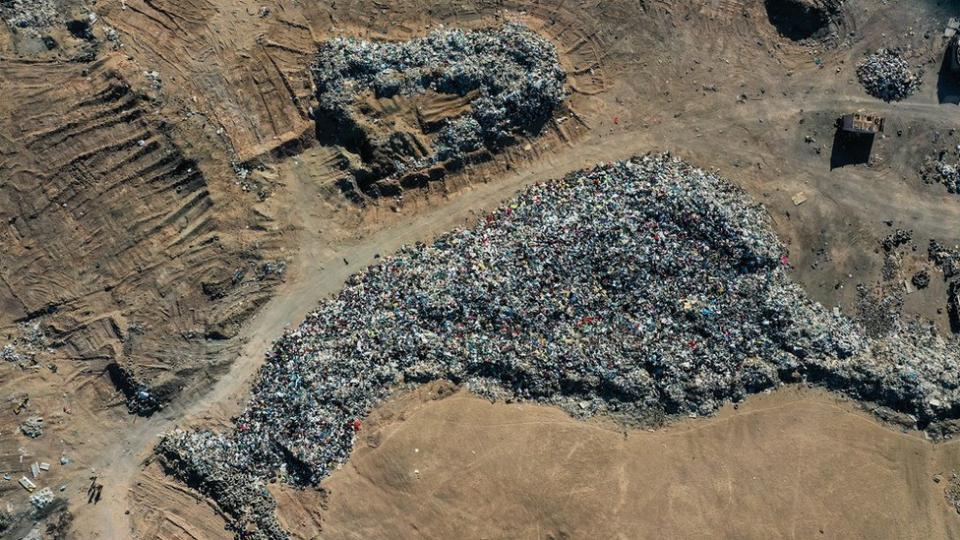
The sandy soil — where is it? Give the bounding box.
[318,386,960,540]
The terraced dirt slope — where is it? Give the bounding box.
[99,0,316,163]
[0,57,283,412]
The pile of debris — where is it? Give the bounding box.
[856,48,921,102]
[1,323,47,368]
[912,270,931,290]
[929,240,960,333]
[311,22,565,192]
[20,417,44,439]
[948,473,960,514]
[881,228,913,252]
[158,155,960,538]
[0,0,61,33]
[921,158,960,194]
[29,488,54,510]
[930,240,960,279]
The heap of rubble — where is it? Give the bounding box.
[1,323,47,368]
[311,22,565,185]
[856,48,921,102]
[0,0,61,33]
[930,240,960,279]
[881,228,913,252]
[29,488,55,510]
[20,417,44,439]
[922,159,960,194]
[158,155,960,539]
[947,473,960,514]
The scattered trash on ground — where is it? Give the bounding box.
[19,477,36,492]
[921,157,960,194]
[947,472,960,514]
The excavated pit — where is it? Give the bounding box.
[764,0,839,41]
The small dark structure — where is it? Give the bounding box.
[840,113,885,135]
[831,113,883,169]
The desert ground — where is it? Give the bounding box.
[1,0,960,538]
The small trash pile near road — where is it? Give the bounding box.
[856,48,921,102]
[881,228,913,252]
[158,155,960,539]
[19,417,44,438]
[948,472,960,514]
[1,322,47,368]
[921,159,960,194]
[311,22,565,187]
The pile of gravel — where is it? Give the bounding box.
[158,155,960,539]
[311,22,565,182]
[856,48,921,102]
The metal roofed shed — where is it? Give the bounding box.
[841,113,885,135]
[831,113,883,168]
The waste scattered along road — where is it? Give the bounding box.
[922,159,960,194]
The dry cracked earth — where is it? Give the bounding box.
[1,0,960,538]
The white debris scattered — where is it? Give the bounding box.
[19,476,36,492]
[30,487,55,509]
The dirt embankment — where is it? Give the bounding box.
[0,55,286,411]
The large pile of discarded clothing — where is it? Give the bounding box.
[311,22,565,176]
[158,155,960,539]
